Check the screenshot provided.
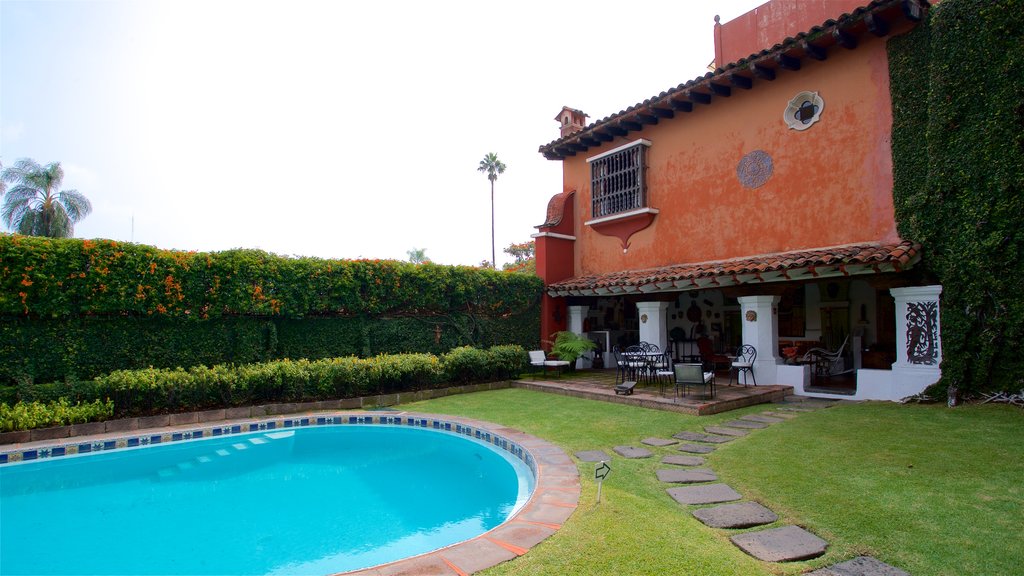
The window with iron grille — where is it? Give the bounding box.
[588,139,650,219]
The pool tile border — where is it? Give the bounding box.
[0,411,580,575]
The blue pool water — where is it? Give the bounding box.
[0,425,534,575]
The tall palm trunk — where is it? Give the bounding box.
[490,179,496,268]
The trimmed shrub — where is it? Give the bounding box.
[0,398,114,432]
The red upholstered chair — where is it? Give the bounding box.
[696,337,731,375]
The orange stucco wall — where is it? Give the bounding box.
[716,0,868,65]
[561,34,901,278]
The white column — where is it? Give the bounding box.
[737,295,781,384]
[567,305,591,368]
[889,285,942,392]
[637,301,670,352]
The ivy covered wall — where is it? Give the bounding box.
[0,236,541,384]
[889,0,1024,394]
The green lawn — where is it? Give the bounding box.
[401,388,1023,576]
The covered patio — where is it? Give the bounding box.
[513,369,792,416]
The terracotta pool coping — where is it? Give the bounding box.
[0,410,580,576]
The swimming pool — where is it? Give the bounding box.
[0,419,537,575]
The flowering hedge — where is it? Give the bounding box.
[0,236,542,384]
[0,235,541,318]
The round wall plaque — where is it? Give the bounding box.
[737,150,773,189]
[745,310,758,322]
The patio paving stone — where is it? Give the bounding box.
[574,450,611,462]
[612,445,653,458]
[691,501,779,528]
[656,468,717,483]
[677,443,716,454]
[666,483,742,505]
[730,525,828,562]
[704,425,748,437]
[661,454,705,466]
[641,437,678,447]
[721,419,769,429]
[806,556,910,576]
[673,431,734,443]
[740,414,785,423]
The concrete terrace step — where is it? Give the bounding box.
[807,556,911,576]
[740,414,785,424]
[677,443,717,454]
[660,454,705,467]
[704,426,748,437]
[667,483,743,505]
[721,419,769,429]
[574,450,611,462]
[641,437,678,447]
[612,445,653,458]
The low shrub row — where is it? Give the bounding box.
[0,399,114,433]
[1,345,527,429]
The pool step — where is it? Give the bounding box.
[155,431,295,481]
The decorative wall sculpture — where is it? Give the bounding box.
[784,91,824,131]
[906,301,938,364]
[737,149,773,189]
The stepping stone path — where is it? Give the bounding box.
[721,419,769,429]
[667,483,742,505]
[806,556,911,576]
[612,445,652,459]
[672,431,734,444]
[574,450,611,462]
[704,425,748,437]
[655,468,717,483]
[730,525,828,562]
[677,443,716,454]
[692,501,778,529]
[641,437,677,447]
[622,398,905,574]
[661,454,705,466]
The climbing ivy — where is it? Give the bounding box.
[889,0,1024,394]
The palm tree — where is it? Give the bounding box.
[477,152,506,267]
[0,158,92,238]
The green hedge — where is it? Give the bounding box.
[1,345,527,427]
[0,236,542,384]
[889,0,1024,394]
[0,399,114,433]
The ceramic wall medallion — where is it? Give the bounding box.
[641,314,648,324]
[745,310,757,322]
[784,91,824,131]
[737,149,773,189]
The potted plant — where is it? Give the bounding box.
[548,331,598,370]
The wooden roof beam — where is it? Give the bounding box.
[729,74,753,89]
[708,82,732,97]
[688,91,712,105]
[902,0,924,22]
[752,64,776,81]
[865,12,890,37]
[801,40,827,61]
[635,113,658,126]
[669,97,694,112]
[775,53,801,71]
[592,131,615,142]
[832,28,858,49]
[650,106,675,119]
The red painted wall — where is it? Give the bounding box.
[559,34,902,278]
[715,0,868,66]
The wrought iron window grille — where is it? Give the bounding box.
[588,140,650,218]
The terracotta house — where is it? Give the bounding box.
[533,0,942,401]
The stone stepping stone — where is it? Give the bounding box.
[762,411,798,419]
[730,525,828,562]
[673,431,734,444]
[641,437,678,447]
[656,468,717,483]
[692,501,779,529]
[722,419,769,429]
[661,454,705,467]
[740,414,785,424]
[575,450,612,462]
[806,556,910,576]
[613,445,653,459]
[704,425,748,437]
[666,483,742,505]
[677,443,716,454]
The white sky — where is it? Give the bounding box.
[1,0,765,267]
